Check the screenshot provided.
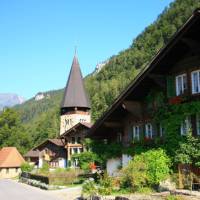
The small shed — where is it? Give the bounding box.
[0,147,25,179]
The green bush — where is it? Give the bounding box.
[82,178,98,197]
[98,173,113,195]
[21,162,34,172]
[49,168,81,186]
[72,151,100,171]
[38,162,49,175]
[121,149,170,191]
[166,195,183,200]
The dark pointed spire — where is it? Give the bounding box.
[61,53,91,109]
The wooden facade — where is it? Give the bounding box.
[32,139,66,168]
[60,122,91,167]
[89,10,200,151]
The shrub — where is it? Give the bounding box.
[82,173,113,196]
[49,168,82,185]
[121,148,170,191]
[82,178,98,197]
[38,162,49,175]
[21,162,34,172]
[166,195,183,200]
[72,151,100,171]
[98,173,113,195]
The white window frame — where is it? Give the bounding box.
[180,117,191,136]
[176,73,187,96]
[117,133,122,143]
[196,114,200,136]
[191,70,200,94]
[145,123,153,139]
[160,124,165,137]
[132,125,140,141]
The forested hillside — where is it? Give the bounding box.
[8,0,200,152]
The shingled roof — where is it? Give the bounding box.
[0,147,25,168]
[61,54,91,109]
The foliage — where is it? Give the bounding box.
[38,162,49,175]
[166,195,184,200]
[175,132,200,167]
[73,139,123,169]
[153,101,200,165]
[82,178,98,197]
[49,168,82,185]
[82,174,114,196]
[0,108,31,154]
[72,151,100,171]
[121,149,170,191]
[21,162,34,172]
[98,173,113,195]
[88,139,123,165]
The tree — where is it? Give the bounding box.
[121,149,171,191]
[0,108,31,154]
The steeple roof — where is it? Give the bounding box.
[61,54,91,109]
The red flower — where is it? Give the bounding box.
[169,96,183,105]
[144,136,152,141]
[89,162,96,170]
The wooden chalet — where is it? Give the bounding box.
[88,9,200,176]
[60,122,92,167]
[25,139,66,168]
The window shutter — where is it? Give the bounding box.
[167,76,176,98]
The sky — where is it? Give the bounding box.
[0,0,174,99]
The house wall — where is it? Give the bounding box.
[60,112,91,135]
[106,158,122,176]
[65,128,88,163]
[35,143,66,168]
[0,167,21,179]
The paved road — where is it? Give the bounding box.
[0,179,62,200]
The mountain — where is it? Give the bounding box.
[12,0,200,149]
[0,93,25,110]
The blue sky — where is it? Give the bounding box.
[0,0,174,99]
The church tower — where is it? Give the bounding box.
[60,53,91,135]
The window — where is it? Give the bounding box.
[71,137,76,144]
[117,133,122,142]
[6,168,9,174]
[77,137,81,144]
[80,119,86,123]
[191,70,200,94]
[15,168,18,173]
[132,125,140,140]
[196,114,200,136]
[145,123,153,139]
[160,124,165,137]
[180,117,191,135]
[73,148,78,154]
[176,74,187,96]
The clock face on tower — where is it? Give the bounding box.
[60,113,91,135]
[64,118,73,129]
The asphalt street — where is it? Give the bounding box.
[0,179,61,200]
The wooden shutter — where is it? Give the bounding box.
[167,76,176,98]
